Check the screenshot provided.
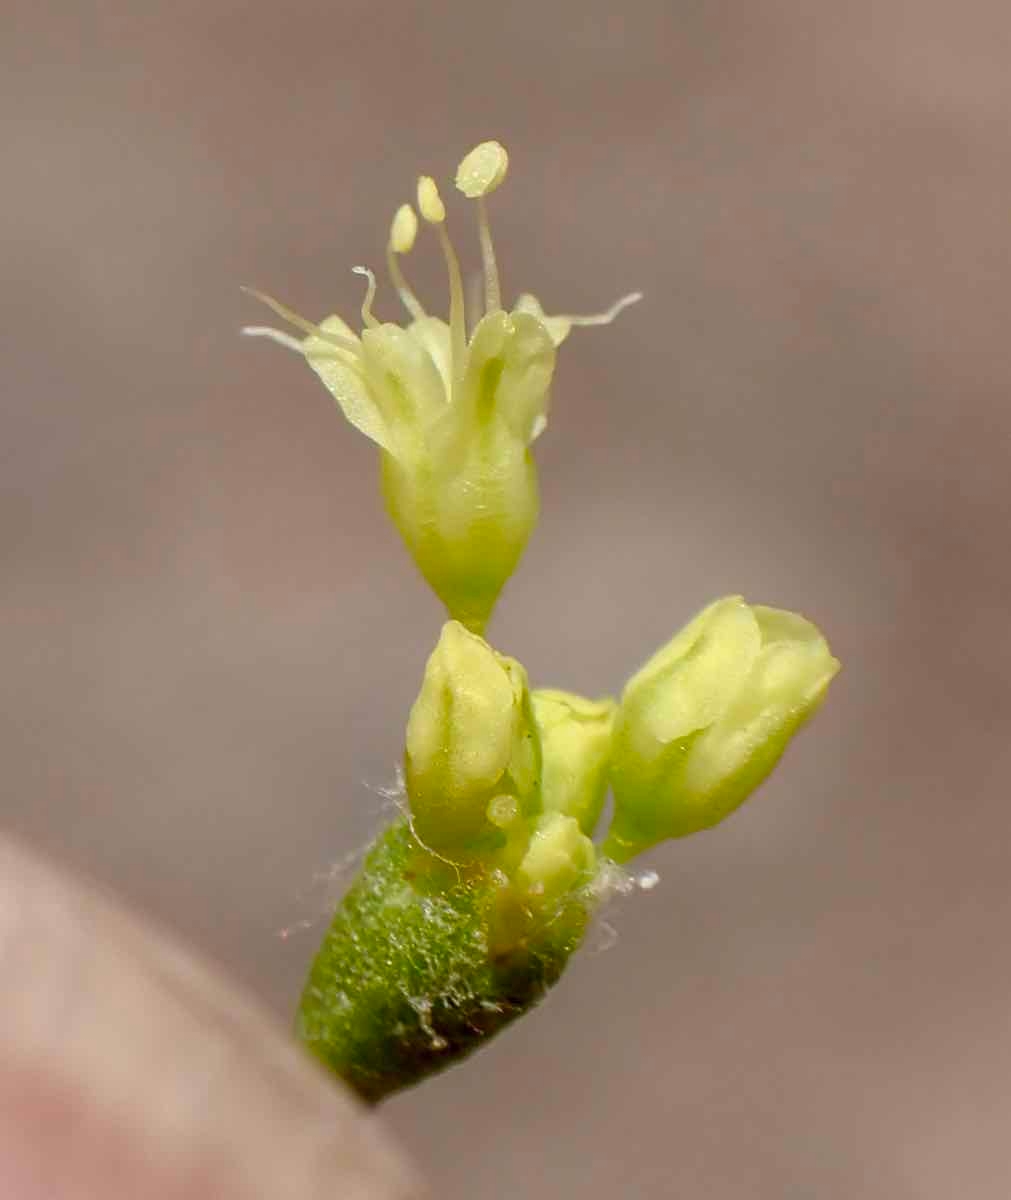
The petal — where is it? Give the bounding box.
[623,597,763,747]
[405,316,453,403]
[461,311,556,444]
[514,293,573,347]
[752,604,832,651]
[679,621,840,823]
[359,323,448,452]
[303,317,395,453]
[514,290,642,347]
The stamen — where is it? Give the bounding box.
[240,326,306,354]
[562,291,644,328]
[386,204,426,322]
[352,266,379,329]
[476,197,502,315]
[466,270,484,336]
[417,176,466,395]
[436,228,468,395]
[455,142,510,316]
[241,287,360,355]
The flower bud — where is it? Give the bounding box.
[604,597,840,861]
[514,812,596,905]
[405,621,540,855]
[532,689,614,835]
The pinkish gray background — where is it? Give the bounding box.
[4,2,1010,1196]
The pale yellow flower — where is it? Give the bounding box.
[244,141,639,632]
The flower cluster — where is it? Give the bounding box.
[261,140,842,1100]
[404,603,837,892]
[246,136,839,886]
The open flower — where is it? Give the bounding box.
[244,140,639,633]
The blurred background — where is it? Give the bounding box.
[3,1,1010,1195]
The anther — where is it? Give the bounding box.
[455,142,509,199]
[390,204,418,253]
[417,176,446,225]
[386,205,426,322]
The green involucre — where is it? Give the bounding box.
[296,820,591,1103]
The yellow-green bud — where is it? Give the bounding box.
[514,812,596,905]
[532,689,614,835]
[405,621,540,855]
[604,596,840,861]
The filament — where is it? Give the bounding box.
[435,223,467,397]
[476,197,502,314]
[385,243,426,322]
